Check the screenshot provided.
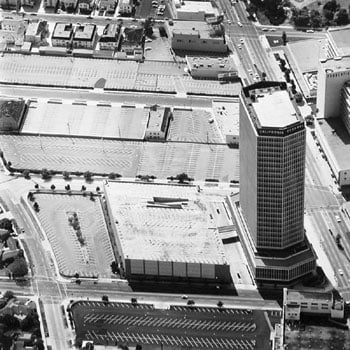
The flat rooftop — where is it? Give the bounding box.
[319,55,350,72]
[212,100,239,136]
[73,24,96,41]
[328,26,350,57]
[252,90,298,128]
[286,289,332,303]
[178,1,216,14]
[317,117,350,172]
[287,38,326,73]
[171,21,222,39]
[187,56,237,72]
[52,23,73,39]
[22,101,149,139]
[105,181,230,265]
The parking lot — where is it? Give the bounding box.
[33,193,115,278]
[0,54,240,97]
[71,301,272,349]
[0,135,239,182]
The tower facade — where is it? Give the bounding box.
[237,82,316,284]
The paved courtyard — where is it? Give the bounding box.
[71,301,272,349]
[0,135,239,182]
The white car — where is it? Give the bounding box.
[335,215,341,223]
[145,47,152,51]
[238,21,242,27]
[306,29,314,33]
[227,20,232,24]
[240,38,244,43]
[338,268,344,276]
[145,38,152,43]
[262,28,268,31]
[269,28,276,32]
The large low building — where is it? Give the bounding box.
[325,26,350,59]
[166,20,227,53]
[0,98,26,132]
[72,23,97,49]
[104,181,231,283]
[186,56,238,80]
[144,105,172,141]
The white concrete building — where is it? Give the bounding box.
[99,23,120,50]
[175,1,217,21]
[24,21,44,44]
[186,56,237,80]
[73,23,97,49]
[326,27,350,59]
[166,20,227,53]
[51,23,73,47]
[118,0,132,14]
[316,56,350,119]
[284,289,345,320]
[144,106,172,141]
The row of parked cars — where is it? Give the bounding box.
[152,0,165,15]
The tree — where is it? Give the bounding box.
[335,8,349,25]
[41,168,51,180]
[102,295,109,304]
[0,218,13,231]
[81,185,86,191]
[22,169,30,179]
[21,310,40,330]
[96,186,100,192]
[282,31,287,45]
[0,313,20,330]
[187,299,195,306]
[144,16,154,37]
[111,261,118,274]
[217,301,224,308]
[176,173,190,183]
[33,202,39,212]
[8,257,28,278]
[310,9,322,27]
[108,172,117,180]
[3,290,15,300]
[323,8,334,21]
[50,184,56,191]
[63,171,71,180]
[28,192,34,201]
[34,184,39,189]
[65,184,71,191]
[323,0,337,12]
[74,272,80,279]
[83,171,93,181]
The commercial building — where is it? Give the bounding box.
[166,20,227,53]
[73,24,97,49]
[186,56,237,80]
[104,181,231,283]
[117,27,143,60]
[283,289,344,320]
[234,82,316,284]
[341,81,350,135]
[99,23,121,50]
[118,0,132,14]
[175,1,217,21]
[325,26,350,59]
[144,105,172,141]
[51,23,73,47]
[316,56,350,119]
[212,100,239,145]
[24,21,48,44]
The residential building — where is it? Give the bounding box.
[0,0,17,6]
[283,289,345,320]
[43,0,59,8]
[117,27,144,60]
[175,1,217,21]
[118,0,132,14]
[24,20,48,44]
[99,0,116,11]
[78,0,95,13]
[234,82,316,284]
[51,23,73,47]
[316,56,350,119]
[144,105,172,141]
[73,24,97,49]
[59,0,78,10]
[99,23,121,50]
[21,0,34,6]
[166,20,227,53]
[186,56,237,80]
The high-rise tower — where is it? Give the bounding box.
[236,82,316,284]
